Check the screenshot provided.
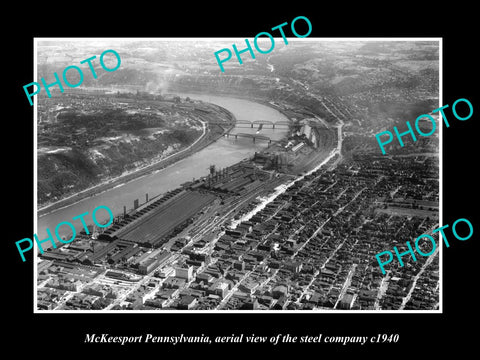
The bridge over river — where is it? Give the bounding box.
[37,94,292,244]
[224,132,277,144]
[209,119,291,129]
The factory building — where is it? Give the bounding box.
[175,265,193,281]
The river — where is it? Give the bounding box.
[36,93,290,242]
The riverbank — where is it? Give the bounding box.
[36,93,292,244]
[38,105,236,218]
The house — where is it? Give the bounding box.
[178,295,197,310]
[272,285,288,299]
[338,293,355,310]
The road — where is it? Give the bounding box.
[215,269,255,310]
[374,271,391,310]
[399,247,439,310]
[53,281,89,310]
[215,206,285,310]
[230,118,344,230]
[334,264,357,309]
[42,100,346,311]
[289,183,369,308]
[102,254,180,310]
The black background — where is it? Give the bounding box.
[5,4,477,356]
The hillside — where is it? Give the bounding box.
[37,93,233,207]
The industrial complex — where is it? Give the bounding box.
[35,39,440,312]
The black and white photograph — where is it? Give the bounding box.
[5,6,478,356]
[33,38,441,313]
